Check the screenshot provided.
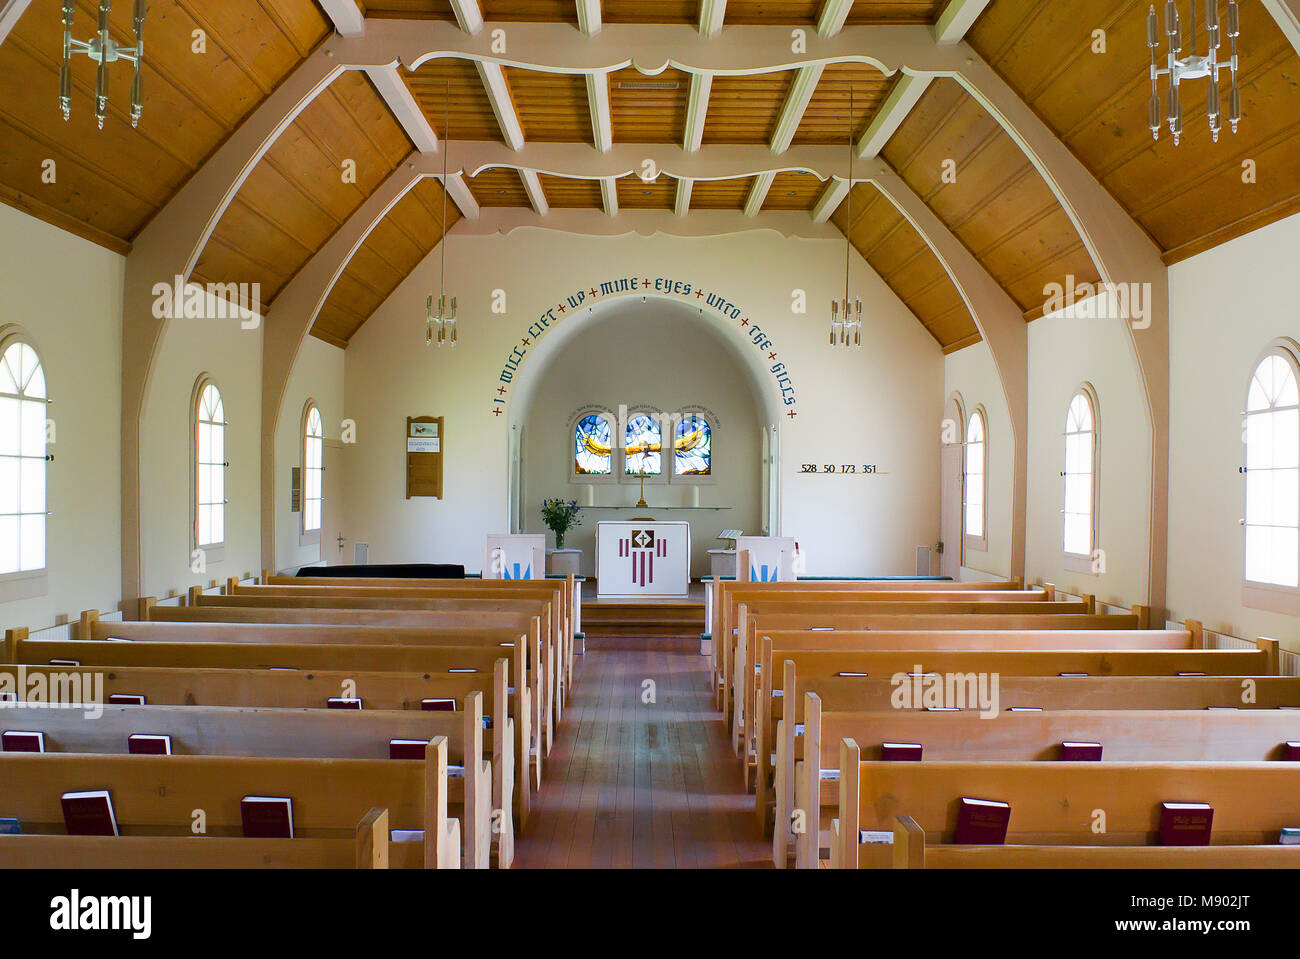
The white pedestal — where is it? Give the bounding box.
[546,549,582,577]
[707,549,737,579]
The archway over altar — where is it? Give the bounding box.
[509,294,775,576]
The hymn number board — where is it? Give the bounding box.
[406,416,444,499]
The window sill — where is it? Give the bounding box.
[195,544,225,566]
[963,534,987,553]
[1063,552,1097,576]
[0,569,49,604]
[1242,582,1300,617]
[299,529,321,549]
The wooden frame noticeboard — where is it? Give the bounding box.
[406,416,444,499]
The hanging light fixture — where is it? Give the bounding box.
[427,82,458,347]
[60,0,147,130]
[831,86,861,349]
[1147,1,1241,146]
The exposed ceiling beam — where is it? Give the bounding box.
[577,0,602,37]
[811,178,849,222]
[816,0,854,38]
[520,169,549,216]
[770,64,824,154]
[0,0,34,47]
[683,73,712,153]
[857,73,931,157]
[743,171,775,217]
[933,0,994,44]
[445,141,849,181]
[453,207,840,239]
[600,177,619,216]
[586,73,613,153]
[448,0,485,36]
[699,0,727,38]
[441,173,481,220]
[476,61,526,151]
[1262,0,1300,56]
[317,0,365,39]
[674,178,693,217]
[365,64,440,152]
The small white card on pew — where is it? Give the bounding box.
[392,830,425,843]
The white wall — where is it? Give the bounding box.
[0,205,123,633]
[943,340,1013,579]
[275,335,346,572]
[1167,212,1300,650]
[344,227,944,576]
[139,306,263,599]
[1024,294,1151,609]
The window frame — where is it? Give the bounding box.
[0,326,50,602]
[1062,383,1101,575]
[1241,338,1300,615]
[300,400,323,547]
[963,406,988,553]
[618,406,668,486]
[669,407,718,487]
[190,375,227,563]
[569,408,618,485]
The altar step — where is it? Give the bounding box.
[582,601,705,646]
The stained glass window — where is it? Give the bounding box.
[195,381,226,548]
[1244,351,1299,588]
[574,414,612,475]
[674,414,712,476]
[0,339,47,575]
[625,413,662,476]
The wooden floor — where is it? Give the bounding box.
[513,644,772,869]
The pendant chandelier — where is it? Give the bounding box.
[831,86,861,348]
[427,83,458,347]
[1147,1,1241,146]
[61,0,147,130]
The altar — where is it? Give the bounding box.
[595,521,692,599]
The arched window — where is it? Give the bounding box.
[0,337,47,575]
[674,413,712,476]
[302,404,323,535]
[1244,348,1299,589]
[194,379,226,550]
[1063,387,1098,560]
[573,412,613,476]
[624,412,662,476]
[963,408,986,547]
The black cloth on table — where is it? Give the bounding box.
[295,563,466,579]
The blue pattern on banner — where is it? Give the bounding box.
[491,277,798,418]
[752,564,780,583]
[504,563,530,580]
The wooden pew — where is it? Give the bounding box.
[6,630,538,830]
[146,599,565,747]
[710,573,1026,702]
[0,807,393,869]
[747,626,1197,802]
[890,816,1300,868]
[788,702,1300,868]
[0,740,459,869]
[0,691,504,868]
[0,659,529,836]
[69,619,543,785]
[259,574,578,698]
[834,753,1300,868]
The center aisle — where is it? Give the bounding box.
[513,643,772,869]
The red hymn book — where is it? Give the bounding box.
[953,798,1011,845]
[1158,802,1213,846]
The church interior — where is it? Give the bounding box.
[1,0,1300,923]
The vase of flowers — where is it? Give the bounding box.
[541,498,583,550]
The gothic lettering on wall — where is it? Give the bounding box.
[491,277,799,418]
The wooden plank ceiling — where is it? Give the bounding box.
[0,0,330,253]
[969,0,1300,266]
[3,1,1296,352]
